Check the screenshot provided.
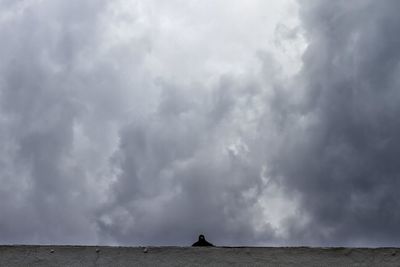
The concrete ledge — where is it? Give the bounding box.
[0,245,399,266]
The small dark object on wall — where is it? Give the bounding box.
[192,234,214,247]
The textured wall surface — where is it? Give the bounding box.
[0,246,399,266]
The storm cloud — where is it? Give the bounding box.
[0,0,400,247]
[272,0,400,246]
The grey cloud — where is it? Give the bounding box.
[268,0,400,246]
[2,0,400,247]
[98,79,276,246]
[0,0,143,244]
[0,0,275,246]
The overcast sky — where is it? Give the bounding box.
[1,0,400,247]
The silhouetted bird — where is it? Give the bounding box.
[192,234,214,247]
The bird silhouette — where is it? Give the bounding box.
[192,234,214,247]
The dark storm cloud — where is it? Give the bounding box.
[2,0,400,247]
[268,0,400,246]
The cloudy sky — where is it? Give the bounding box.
[1,0,400,247]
